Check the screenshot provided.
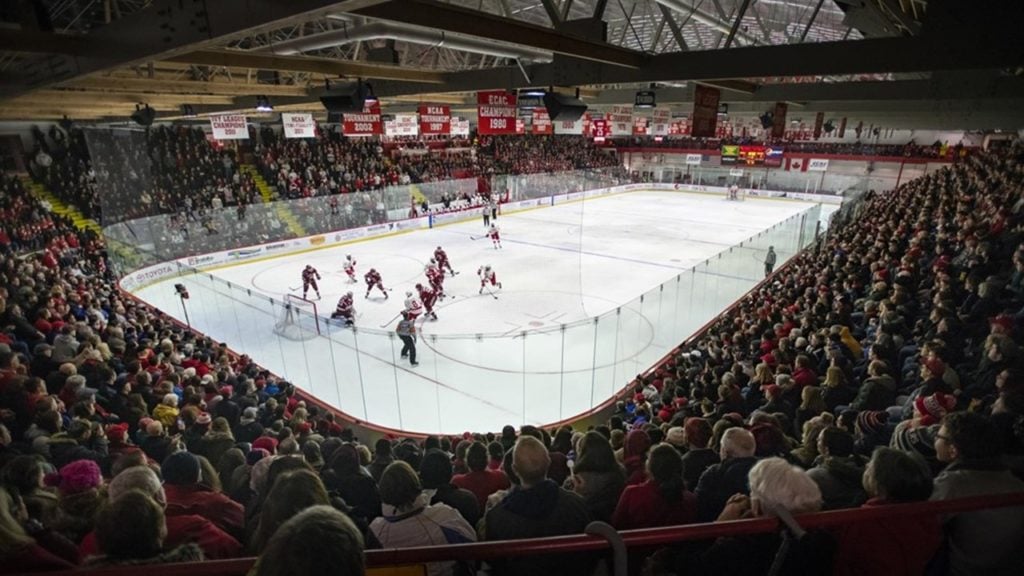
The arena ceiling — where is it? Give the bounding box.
[0,0,1021,130]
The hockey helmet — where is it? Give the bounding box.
[415,283,423,290]
[346,291,353,297]
[406,291,413,297]
[369,267,376,273]
[485,264,491,270]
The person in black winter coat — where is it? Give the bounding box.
[696,427,758,522]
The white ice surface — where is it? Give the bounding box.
[133,191,816,434]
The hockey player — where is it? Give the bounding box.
[302,265,321,299]
[728,184,739,201]
[403,291,423,322]
[364,268,388,299]
[477,264,502,294]
[488,224,502,249]
[426,262,446,300]
[434,246,455,276]
[416,283,439,320]
[330,291,355,326]
[343,254,357,283]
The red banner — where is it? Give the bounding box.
[690,85,720,138]
[343,102,381,137]
[477,90,517,135]
[771,102,788,138]
[813,112,825,140]
[418,104,450,135]
[531,109,553,135]
[838,117,847,138]
[591,119,609,140]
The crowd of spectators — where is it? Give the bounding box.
[616,135,970,159]
[3,126,1022,575]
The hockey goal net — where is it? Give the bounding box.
[726,185,746,201]
[272,294,322,341]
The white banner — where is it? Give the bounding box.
[450,117,470,137]
[209,115,248,140]
[282,113,315,139]
[729,168,745,177]
[807,158,830,171]
[554,118,585,135]
[685,153,703,165]
[649,122,669,136]
[653,108,671,121]
[385,113,419,137]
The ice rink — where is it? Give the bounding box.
[133,191,819,433]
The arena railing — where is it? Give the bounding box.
[45,492,1024,576]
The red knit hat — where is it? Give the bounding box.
[915,392,957,426]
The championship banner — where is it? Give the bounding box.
[554,118,585,135]
[690,85,720,138]
[813,112,825,140]
[384,113,419,137]
[515,118,525,134]
[450,117,470,137]
[342,102,381,137]
[838,117,847,138]
[210,115,248,140]
[531,109,553,135]
[591,119,609,141]
[771,102,788,138]
[649,121,669,136]
[632,116,648,136]
[418,104,450,135]
[282,113,315,139]
[609,105,633,136]
[477,90,517,135]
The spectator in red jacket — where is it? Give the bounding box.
[160,451,245,541]
[832,447,941,575]
[612,443,697,530]
[78,465,242,559]
[452,441,510,510]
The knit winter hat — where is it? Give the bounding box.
[856,410,889,437]
[161,451,201,485]
[253,436,279,454]
[915,392,957,426]
[892,422,938,461]
[45,460,102,495]
[240,407,258,424]
[105,423,129,445]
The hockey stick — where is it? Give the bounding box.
[379,311,403,328]
[288,285,301,291]
[469,235,483,240]
[485,286,499,300]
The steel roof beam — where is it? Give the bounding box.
[353,0,645,67]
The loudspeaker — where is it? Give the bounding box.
[543,92,587,122]
[320,82,369,114]
[131,105,156,127]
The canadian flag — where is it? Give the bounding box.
[786,157,808,172]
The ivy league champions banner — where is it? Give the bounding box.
[532,109,553,135]
[419,104,451,135]
[477,90,517,135]
[342,102,382,137]
[210,115,248,140]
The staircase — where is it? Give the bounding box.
[239,164,307,237]
[21,176,102,235]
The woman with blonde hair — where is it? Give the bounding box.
[821,365,855,412]
[795,386,828,434]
